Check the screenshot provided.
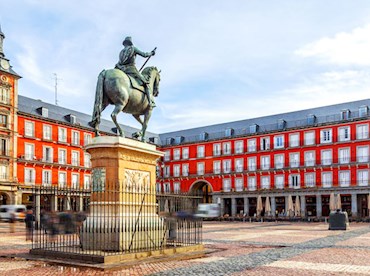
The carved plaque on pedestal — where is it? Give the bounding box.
[92,168,106,192]
[124,169,150,193]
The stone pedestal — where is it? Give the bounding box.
[80,136,164,251]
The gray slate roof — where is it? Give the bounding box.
[159,98,370,145]
[18,95,160,141]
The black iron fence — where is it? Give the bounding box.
[30,186,202,260]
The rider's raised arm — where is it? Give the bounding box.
[134,47,152,58]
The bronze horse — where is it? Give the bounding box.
[89,67,160,141]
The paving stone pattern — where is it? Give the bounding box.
[152,227,370,276]
[1,221,370,275]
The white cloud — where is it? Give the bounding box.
[296,24,370,65]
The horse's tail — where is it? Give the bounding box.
[89,70,106,128]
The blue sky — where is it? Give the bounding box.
[2,1,370,134]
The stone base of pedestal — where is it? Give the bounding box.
[80,214,165,251]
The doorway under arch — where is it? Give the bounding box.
[0,192,10,205]
[189,181,213,203]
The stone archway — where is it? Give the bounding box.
[0,192,10,205]
[189,181,213,203]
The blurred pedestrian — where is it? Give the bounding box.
[25,209,34,241]
[9,212,15,233]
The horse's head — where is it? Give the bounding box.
[142,66,161,97]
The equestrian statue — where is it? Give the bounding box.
[89,36,160,142]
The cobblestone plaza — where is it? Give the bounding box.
[1,221,370,275]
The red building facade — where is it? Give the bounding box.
[158,103,370,218]
[16,107,93,207]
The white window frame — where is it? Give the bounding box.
[25,168,36,185]
[0,164,8,180]
[274,154,284,169]
[322,172,333,188]
[339,170,350,187]
[235,158,244,172]
[213,160,221,174]
[320,129,332,144]
[248,176,256,191]
[213,143,221,156]
[58,148,67,164]
[289,174,300,189]
[321,150,332,165]
[71,150,79,166]
[289,133,299,147]
[261,155,270,170]
[58,127,67,143]
[84,133,92,146]
[260,137,270,151]
[25,143,35,161]
[248,157,256,171]
[164,166,170,178]
[357,170,369,186]
[42,170,52,186]
[289,152,300,168]
[304,151,315,167]
[182,164,189,176]
[261,175,270,189]
[338,126,350,142]
[223,159,231,173]
[43,124,52,140]
[197,145,205,158]
[71,173,79,189]
[304,172,316,188]
[43,146,53,163]
[25,121,34,137]
[156,183,162,193]
[222,178,231,192]
[304,131,315,145]
[357,146,369,163]
[84,153,91,167]
[173,149,181,160]
[182,147,189,159]
[247,139,256,152]
[338,148,350,164]
[197,162,204,175]
[84,175,91,190]
[235,178,244,191]
[275,175,284,189]
[356,124,369,140]
[223,142,231,155]
[173,164,180,177]
[164,183,171,193]
[164,150,170,161]
[174,182,180,193]
[235,140,244,154]
[71,130,80,145]
[274,135,284,149]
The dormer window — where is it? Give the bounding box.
[277,119,286,130]
[199,132,208,141]
[307,114,316,125]
[36,107,48,118]
[249,124,259,134]
[359,105,369,117]
[65,114,77,124]
[70,115,76,124]
[175,136,184,144]
[149,137,159,144]
[41,107,48,118]
[340,109,350,120]
[225,128,234,137]
[166,137,174,145]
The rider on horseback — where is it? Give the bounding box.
[115,37,156,108]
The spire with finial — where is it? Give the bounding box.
[0,24,5,57]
